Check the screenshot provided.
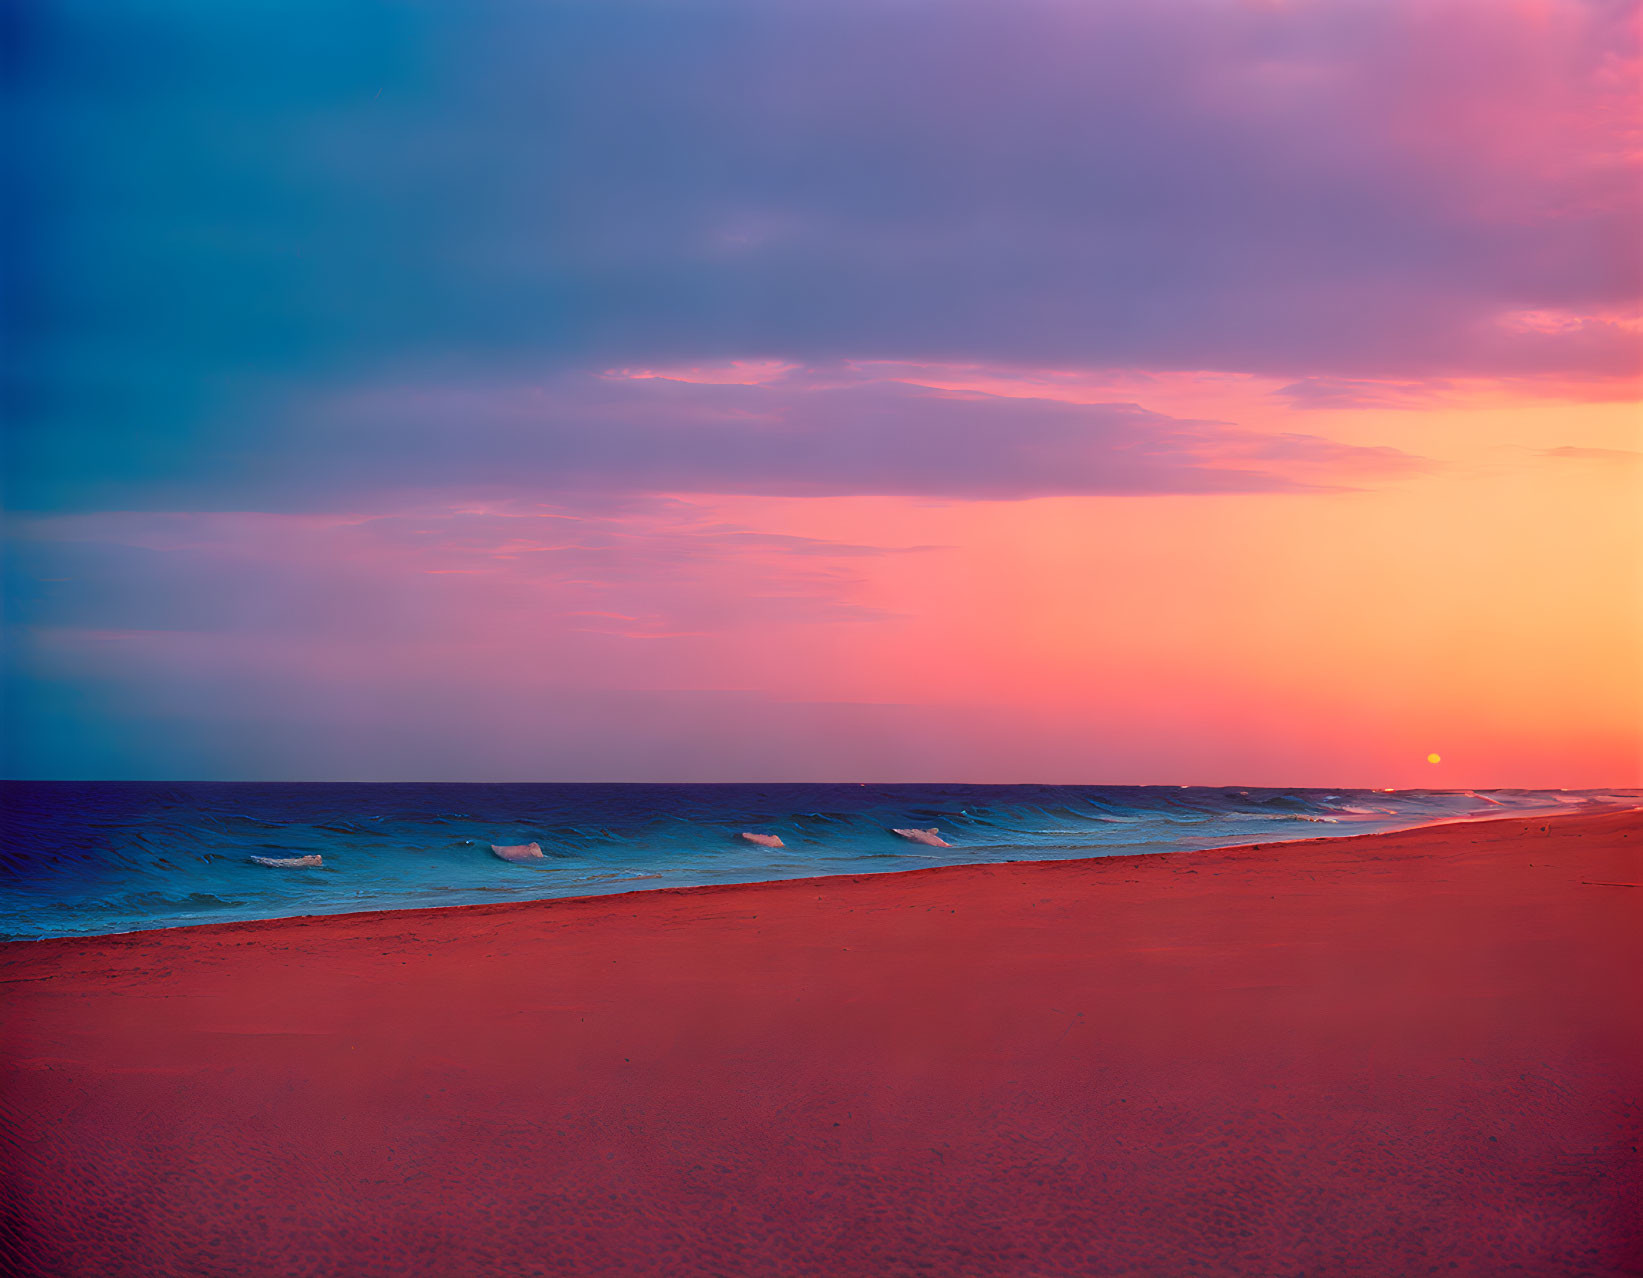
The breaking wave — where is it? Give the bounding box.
[1,781,1633,940]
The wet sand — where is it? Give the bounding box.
[2,808,1639,1276]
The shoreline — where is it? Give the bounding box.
[4,807,1640,1276]
[5,801,1633,947]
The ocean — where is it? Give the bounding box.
[1,781,1631,940]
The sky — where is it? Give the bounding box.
[4,0,1640,785]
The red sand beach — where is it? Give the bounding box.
[2,809,1640,1276]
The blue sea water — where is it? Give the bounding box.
[0,782,1633,941]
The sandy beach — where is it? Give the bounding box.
[2,808,1639,1276]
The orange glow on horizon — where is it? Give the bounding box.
[17,377,1639,787]
[675,384,1641,787]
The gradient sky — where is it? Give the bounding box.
[5,0,1640,785]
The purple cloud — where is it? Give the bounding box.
[1271,378,1452,411]
[9,0,1637,515]
[225,369,1426,508]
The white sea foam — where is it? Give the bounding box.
[739,832,785,848]
[892,827,950,848]
[491,842,544,863]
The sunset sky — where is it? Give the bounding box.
[5,0,1640,785]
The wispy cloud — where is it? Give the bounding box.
[1541,445,1643,464]
[3,501,929,645]
[5,366,1426,513]
[1271,378,1452,411]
